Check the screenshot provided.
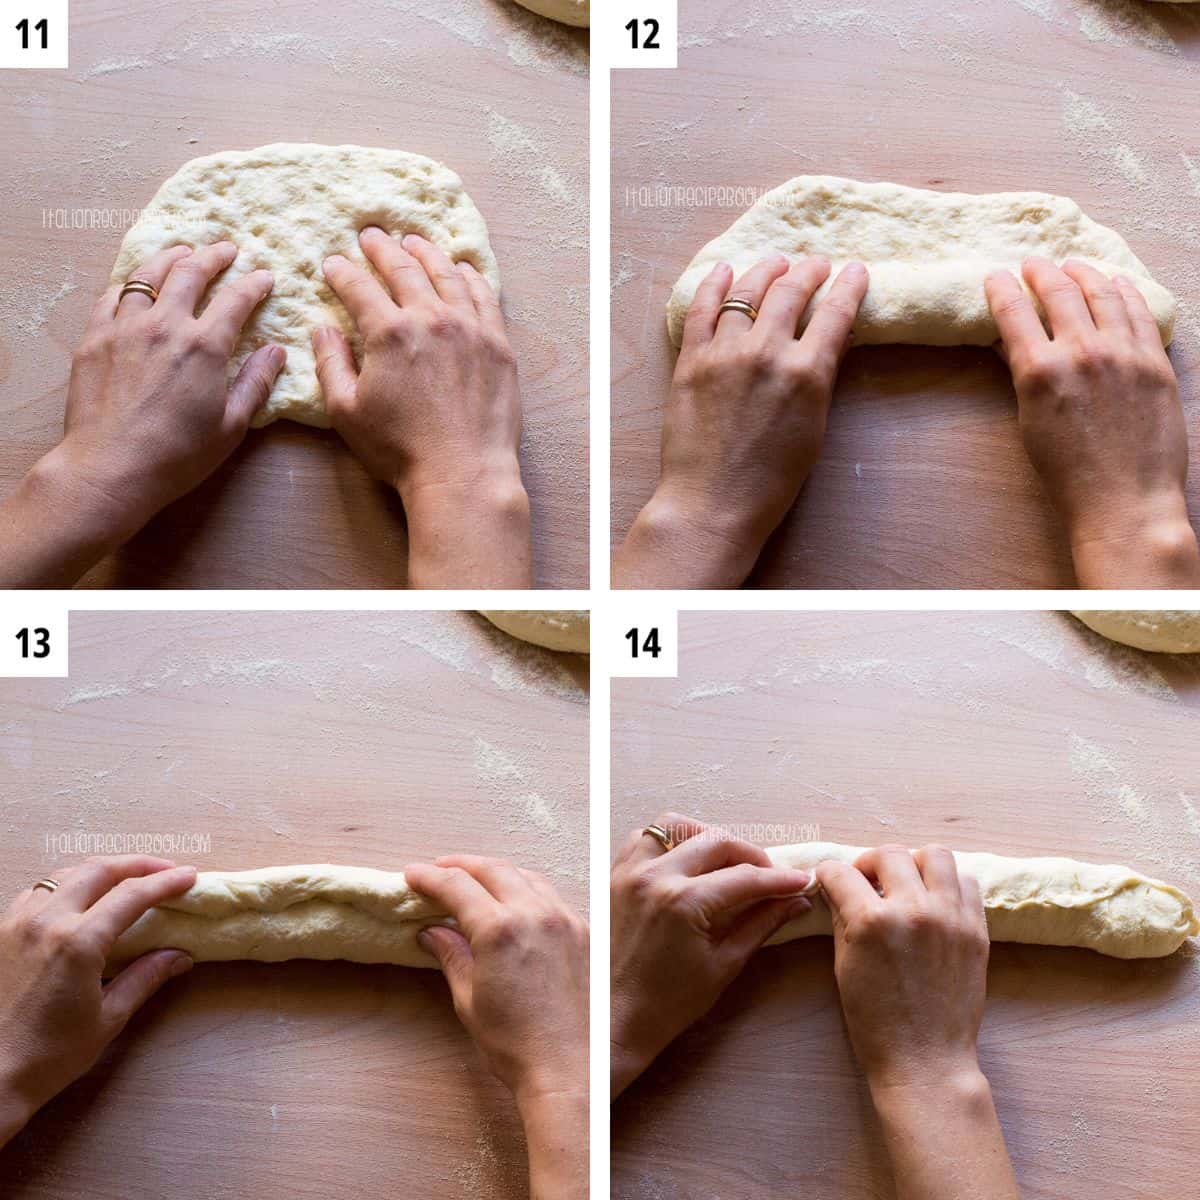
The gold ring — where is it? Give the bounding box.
[642,824,673,853]
[119,279,159,303]
[31,878,59,893]
[718,298,759,323]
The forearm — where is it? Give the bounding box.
[1067,501,1200,589]
[518,1088,588,1200]
[0,448,130,588]
[401,471,533,589]
[614,490,764,589]
[869,1068,1019,1200]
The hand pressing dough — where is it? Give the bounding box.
[667,175,1175,349]
[1071,610,1200,654]
[514,0,589,26]
[110,143,500,429]
[764,843,1197,959]
[106,865,448,973]
[480,610,590,653]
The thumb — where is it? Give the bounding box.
[225,343,286,433]
[418,925,474,1000]
[311,326,359,419]
[725,894,812,960]
[101,949,193,1037]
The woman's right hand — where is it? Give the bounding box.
[610,813,813,1096]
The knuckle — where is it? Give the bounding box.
[424,306,462,340]
[140,317,173,347]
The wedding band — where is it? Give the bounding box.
[718,298,759,322]
[642,824,673,853]
[119,279,159,303]
[31,878,59,893]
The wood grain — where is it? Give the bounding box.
[611,610,1200,1199]
[611,0,1200,587]
[0,0,589,588]
[0,610,589,1199]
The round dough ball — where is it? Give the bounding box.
[514,0,589,27]
[1072,611,1200,654]
[480,611,590,654]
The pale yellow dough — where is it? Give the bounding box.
[765,843,1197,959]
[514,0,589,26]
[110,143,500,429]
[667,176,1175,349]
[1071,610,1200,654]
[107,865,448,972]
[480,610,590,653]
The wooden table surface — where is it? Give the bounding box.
[0,610,589,1199]
[0,0,588,588]
[611,0,1200,588]
[612,610,1200,1199]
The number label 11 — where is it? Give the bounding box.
[2,1,68,68]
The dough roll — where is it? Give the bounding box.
[1071,610,1200,654]
[667,175,1175,349]
[106,865,449,974]
[480,610,590,653]
[765,843,1198,959]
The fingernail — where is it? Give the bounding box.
[842,262,866,280]
[267,345,286,367]
[402,233,423,248]
[709,261,730,278]
[417,929,434,951]
[786,897,812,919]
[360,225,385,239]
[168,953,194,978]
[323,254,344,272]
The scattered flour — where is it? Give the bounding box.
[681,682,746,704]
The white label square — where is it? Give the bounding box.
[602,0,677,70]
[605,605,678,678]
[0,0,68,69]
[0,608,68,676]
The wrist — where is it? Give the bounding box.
[399,462,532,588]
[864,1052,987,1102]
[36,442,151,544]
[618,485,767,589]
[1069,499,1200,588]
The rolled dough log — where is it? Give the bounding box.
[106,865,448,973]
[110,143,500,429]
[667,175,1175,349]
[1071,610,1200,654]
[480,610,590,653]
[514,0,589,26]
[764,843,1197,959]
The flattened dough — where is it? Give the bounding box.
[765,843,1197,959]
[480,610,590,653]
[667,176,1175,349]
[1072,610,1200,653]
[110,143,500,428]
[514,0,589,26]
[107,865,448,972]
